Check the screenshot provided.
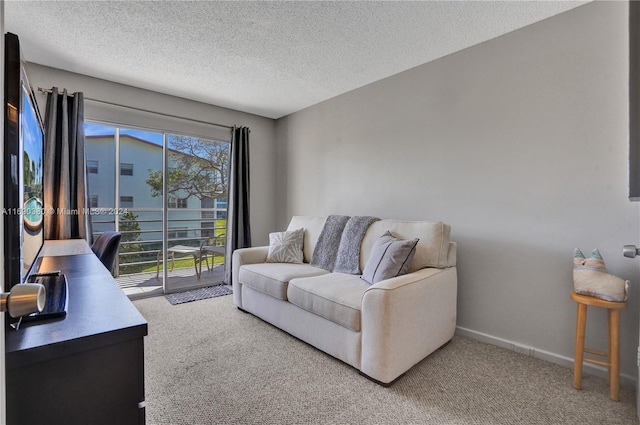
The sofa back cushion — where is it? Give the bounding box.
[286,216,327,263]
[360,220,451,272]
[286,216,453,272]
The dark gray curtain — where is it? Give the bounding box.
[43,87,93,241]
[224,126,251,284]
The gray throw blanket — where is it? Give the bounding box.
[310,215,350,271]
[333,216,380,274]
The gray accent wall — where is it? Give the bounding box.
[276,2,640,381]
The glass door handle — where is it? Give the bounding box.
[623,245,640,258]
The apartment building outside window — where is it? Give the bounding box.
[120,196,134,208]
[168,197,188,209]
[168,228,189,240]
[84,121,231,294]
[87,160,99,174]
[120,163,134,176]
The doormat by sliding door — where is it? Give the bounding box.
[165,285,233,305]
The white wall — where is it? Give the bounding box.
[276,2,640,382]
[25,64,278,246]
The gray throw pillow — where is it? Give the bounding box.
[361,231,419,284]
[266,228,304,263]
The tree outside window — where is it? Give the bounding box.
[146,135,229,202]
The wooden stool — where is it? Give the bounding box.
[570,291,627,401]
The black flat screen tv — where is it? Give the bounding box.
[3,32,45,291]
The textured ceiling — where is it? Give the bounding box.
[5,1,589,119]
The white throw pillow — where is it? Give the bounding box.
[266,228,305,264]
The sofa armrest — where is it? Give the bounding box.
[360,267,457,384]
[232,246,269,308]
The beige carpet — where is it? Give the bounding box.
[134,294,639,425]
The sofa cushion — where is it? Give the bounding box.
[287,273,369,332]
[266,228,304,264]
[361,220,451,272]
[239,263,329,300]
[361,231,419,284]
[287,216,327,263]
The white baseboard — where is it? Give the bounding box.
[455,326,637,388]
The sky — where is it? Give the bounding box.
[84,122,163,146]
[22,89,44,188]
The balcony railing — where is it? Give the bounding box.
[91,207,226,278]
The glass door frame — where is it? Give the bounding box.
[85,120,230,296]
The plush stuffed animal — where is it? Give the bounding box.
[573,248,629,302]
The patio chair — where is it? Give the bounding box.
[201,236,226,272]
[156,240,209,279]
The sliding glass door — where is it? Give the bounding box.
[84,122,230,297]
[164,133,229,293]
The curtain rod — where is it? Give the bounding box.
[37,87,235,131]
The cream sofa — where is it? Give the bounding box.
[232,216,457,385]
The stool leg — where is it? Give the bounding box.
[573,303,587,390]
[609,308,621,401]
[608,309,613,394]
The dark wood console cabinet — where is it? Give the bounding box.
[5,242,148,425]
